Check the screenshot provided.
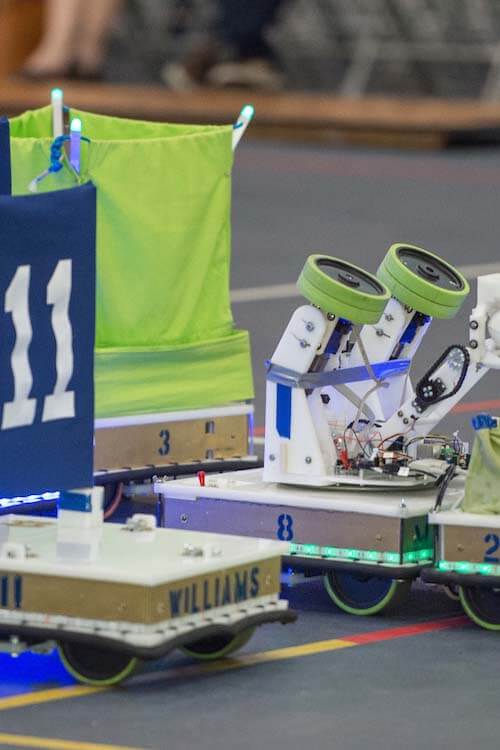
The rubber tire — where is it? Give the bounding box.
[180,628,255,661]
[297,254,390,324]
[442,584,460,602]
[377,243,469,319]
[324,570,412,616]
[58,642,139,686]
[459,585,500,631]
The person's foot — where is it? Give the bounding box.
[207,58,284,90]
[161,42,219,90]
[19,45,77,80]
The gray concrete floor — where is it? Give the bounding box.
[2,140,500,750]
[231,141,500,435]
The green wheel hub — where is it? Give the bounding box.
[459,585,500,631]
[180,628,255,661]
[58,642,139,686]
[377,243,469,319]
[324,570,411,616]
[297,255,390,325]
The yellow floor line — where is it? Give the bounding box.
[0,733,147,750]
[136,637,358,683]
[0,638,357,711]
[0,685,104,712]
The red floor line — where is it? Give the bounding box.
[451,399,500,414]
[344,615,469,645]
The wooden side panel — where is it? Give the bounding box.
[443,525,500,564]
[164,496,403,553]
[0,557,280,623]
[0,0,43,78]
[94,415,248,471]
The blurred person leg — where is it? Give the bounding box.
[22,0,123,79]
[209,0,283,88]
[163,0,285,90]
[22,0,82,77]
[75,0,123,77]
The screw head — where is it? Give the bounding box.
[327,313,336,321]
[385,313,394,322]
[305,321,315,332]
[403,417,410,424]
[397,410,404,417]
[180,514,188,523]
[269,454,276,461]
[470,320,479,330]
[305,456,312,464]
[469,340,478,349]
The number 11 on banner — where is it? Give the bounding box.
[2,259,75,430]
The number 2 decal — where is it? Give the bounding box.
[484,533,500,564]
[1,260,74,430]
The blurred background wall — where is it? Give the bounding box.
[105,0,500,98]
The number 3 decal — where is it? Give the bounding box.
[2,260,75,430]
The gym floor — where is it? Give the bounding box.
[1,139,500,750]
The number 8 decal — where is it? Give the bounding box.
[2,259,75,430]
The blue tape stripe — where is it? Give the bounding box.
[58,492,92,513]
[276,384,292,439]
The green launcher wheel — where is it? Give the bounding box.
[297,255,390,325]
[377,243,469,319]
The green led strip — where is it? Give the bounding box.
[289,542,433,566]
[438,560,500,576]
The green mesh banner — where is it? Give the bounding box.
[8,107,253,417]
[462,417,500,514]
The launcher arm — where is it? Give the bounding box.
[374,274,500,450]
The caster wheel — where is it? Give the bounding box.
[180,628,255,661]
[58,642,139,686]
[377,243,469,319]
[459,585,500,631]
[297,255,390,325]
[324,570,411,616]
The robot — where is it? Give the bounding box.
[264,245,497,488]
[0,489,294,686]
[158,245,500,624]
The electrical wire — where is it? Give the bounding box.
[376,422,415,451]
[103,482,124,520]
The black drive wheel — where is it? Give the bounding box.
[58,642,139,686]
[459,585,500,631]
[180,628,255,661]
[324,570,411,616]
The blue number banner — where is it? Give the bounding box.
[0,182,96,497]
[0,118,11,195]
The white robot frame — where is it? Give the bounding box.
[158,247,500,626]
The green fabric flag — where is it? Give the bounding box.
[8,106,253,417]
[462,417,500,514]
